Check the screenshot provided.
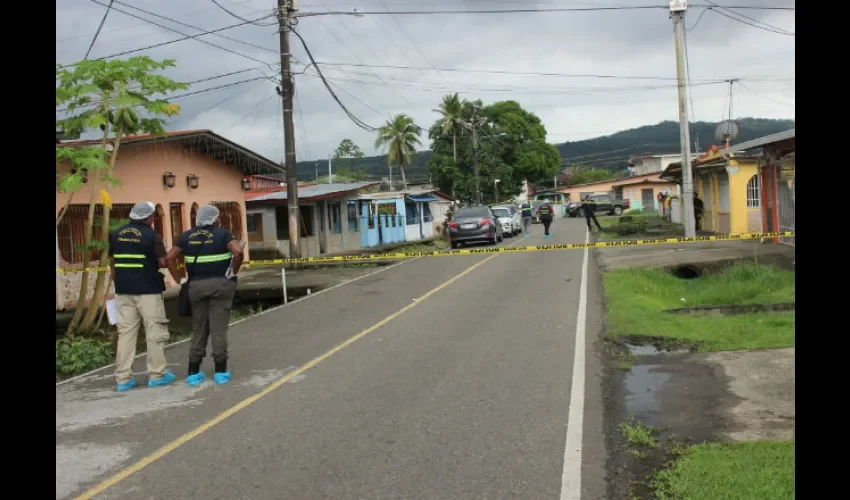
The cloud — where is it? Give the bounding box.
[56,0,795,161]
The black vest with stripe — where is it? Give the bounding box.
[110,222,164,295]
[520,203,533,217]
[182,226,232,281]
[539,204,553,218]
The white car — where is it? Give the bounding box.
[491,205,521,236]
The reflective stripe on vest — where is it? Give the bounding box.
[187,253,232,264]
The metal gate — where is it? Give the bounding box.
[777,179,795,246]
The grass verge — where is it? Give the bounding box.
[603,261,795,351]
[652,441,795,500]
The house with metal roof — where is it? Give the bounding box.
[56,129,283,310]
[246,183,457,259]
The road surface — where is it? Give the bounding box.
[56,217,608,500]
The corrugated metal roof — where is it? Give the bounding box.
[247,182,377,202]
[722,128,795,155]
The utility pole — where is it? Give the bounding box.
[315,163,318,182]
[670,0,696,238]
[328,154,332,184]
[472,125,480,205]
[278,0,301,257]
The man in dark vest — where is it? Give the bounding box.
[581,195,604,233]
[537,199,555,239]
[519,200,533,237]
[167,205,244,386]
[109,201,176,392]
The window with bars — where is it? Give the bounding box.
[328,201,342,234]
[747,175,761,208]
[211,201,244,239]
[275,205,314,239]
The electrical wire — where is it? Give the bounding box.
[107,0,278,54]
[170,79,266,125]
[289,27,377,131]
[703,0,794,35]
[293,5,794,16]
[737,82,795,108]
[209,0,278,26]
[222,93,277,134]
[80,0,277,70]
[310,60,794,82]
[708,6,794,36]
[84,0,115,60]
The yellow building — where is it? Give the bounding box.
[662,146,762,234]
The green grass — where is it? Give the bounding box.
[619,418,659,448]
[603,261,795,351]
[652,441,795,500]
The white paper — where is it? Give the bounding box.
[225,241,247,279]
[106,299,118,325]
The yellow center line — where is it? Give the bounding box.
[73,251,504,500]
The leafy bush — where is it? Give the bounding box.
[56,336,114,377]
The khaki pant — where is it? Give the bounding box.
[114,294,170,384]
[188,277,237,364]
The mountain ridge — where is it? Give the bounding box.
[292,117,794,182]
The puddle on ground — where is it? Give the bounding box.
[625,342,689,356]
[624,364,671,428]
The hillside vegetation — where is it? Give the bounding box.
[292,117,793,183]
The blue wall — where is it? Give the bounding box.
[359,198,405,248]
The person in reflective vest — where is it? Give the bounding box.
[537,199,555,239]
[519,201,534,237]
[166,205,244,386]
[109,201,176,392]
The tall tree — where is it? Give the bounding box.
[374,114,422,192]
[56,56,186,336]
[333,138,365,170]
[433,93,466,165]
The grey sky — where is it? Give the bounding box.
[56,0,795,161]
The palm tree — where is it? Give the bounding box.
[433,93,466,164]
[375,113,422,192]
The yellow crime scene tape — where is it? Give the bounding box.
[56,232,794,273]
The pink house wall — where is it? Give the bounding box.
[56,142,250,309]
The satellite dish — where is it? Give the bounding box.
[714,120,739,147]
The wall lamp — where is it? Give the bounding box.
[187,174,199,189]
[163,171,176,188]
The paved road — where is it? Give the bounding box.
[56,217,608,500]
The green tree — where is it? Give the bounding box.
[433,93,466,167]
[56,56,187,336]
[565,164,614,186]
[374,114,422,191]
[333,138,365,171]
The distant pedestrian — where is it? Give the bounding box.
[109,201,176,392]
[166,205,244,387]
[581,195,603,232]
[519,200,533,237]
[693,193,704,231]
[537,199,555,239]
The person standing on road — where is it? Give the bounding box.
[519,200,533,237]
[581,195,604,233]
[166,205,244,387]
[109,201,176,392]
[537,199,555,239]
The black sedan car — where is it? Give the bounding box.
[447,206,504,249]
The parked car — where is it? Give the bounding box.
[491,205,521,236]
[448,206,504,248]
[567,193,631,217]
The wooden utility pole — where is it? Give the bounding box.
[278,0,301,257]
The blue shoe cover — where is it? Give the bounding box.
[116,379,137,392]
[148,370,175,388]
[214,372,232,385]
[186,372,206,386]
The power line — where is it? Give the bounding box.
[84,0,115,60]
[310,60,794,82]
[223,93,277,135]
[737,82,795,108]
[708,6,794,36]
[704,0,794,35]
[82,0,277,69]
[108,0,278,53]
[209,0,278,26]
[289,27,377,132]
[169,79,266,125]
[293,4,794,16]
